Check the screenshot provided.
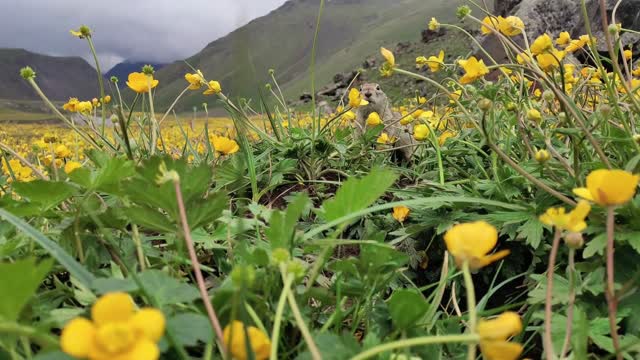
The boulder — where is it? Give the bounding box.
[421,28,445,43]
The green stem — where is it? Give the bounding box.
[350,334,480,360]
[544,229,562,360]
[560,248,576,358]
[148,78,158,155]
[131,224,146,271]
[606,206,622,360]
[270,272,295,360]
[86,36,107,136]
[309,0,326,140]
[462,261,478,360]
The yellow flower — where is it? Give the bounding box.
[565,35,593,53]
[223,321,270,360]
[573,169,639,206]
[348,88,368,108]
[416,56,428,68]
[624,49,633,60]
[413,124,429,141]
[91,98,100,107]
[126,72,159,94]
[530,33,553,55]
[481,16,502,35]
[556,31,571,46]
[477,312,523,360]
[459,57,489,84]
[526,108,542,123]
[377,132,393,144]
[102,95,112,104]
[185,72,206,90]
[633,67,640,77]
[342,111,356,121]
[60,292,164,360]
[498,16,524,37]
[203,80,222,95]
[392,205,410,223]
[516,52,531,65]
[64,161,82,174]
[427,50,445,73]
[76,101,93,114]
[211,135,240,155]
[443,221,509,270]
[380,47,395,67]
[536,49,565,72]
[418,96,427,104]
[63,98,80,112]
[438,130,456,145]
[55,144,71,159]
[366,112,382,126]
[428,17,440,31]
[539,200,591,233]
[535,149,550,163]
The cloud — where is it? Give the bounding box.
[0,0,287,70]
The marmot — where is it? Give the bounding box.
[355,83,414,161]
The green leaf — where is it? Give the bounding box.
[187,191,229,230]
[123,206,175,233]
[321,168,397,225]
[167,313,213,347]
[0,208,95,289]
[387,289,429,329]
[583,233,606,258]
[517,216,544,248]
[33,351,75,360]
[0,258,53,321]
[92,278,138,294]
[138,270,200,307]
[11,180,76,208]
[70,156,135,192]
[265,192,310,249]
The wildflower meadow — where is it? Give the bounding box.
[1,1,640,359]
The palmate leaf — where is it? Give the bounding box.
[320,167,397,226]
[265,192,310,249]
[0,258,53,321]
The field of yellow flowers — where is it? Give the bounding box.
[2,3,640,360]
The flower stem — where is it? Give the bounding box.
[148,79,158,156]
[544,229,562,360]
[173,179,226,353]
[270,272,295,360]
[282,266,321,360]
[350,334,480,360]
[0,321,58,349]
[606,206,622,360]
[560,248,576,358]
[131,223,146,271]
[462,260,477,360]
[86,36,107,136]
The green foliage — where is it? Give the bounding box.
[0,258,53,321]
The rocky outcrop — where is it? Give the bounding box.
[421,28,445,43]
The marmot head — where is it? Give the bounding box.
[360,83,387,105]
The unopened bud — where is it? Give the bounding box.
[535,149,550,163]
[633,134,640,144]
[230,265,256,288]
[608,23,620,35]
[599,104,612,117]
[542,90,554,102]
[527,108,542,123]
[20,66,36,80]
[142,64,155,75]
[271,248,290,265]
[268,69,275,76]
[564,232,584,249]
[506,102,517,111]
[456,5,471,19]
[110,76,119,83]
[286,259,306,280]
[478,98,492,112]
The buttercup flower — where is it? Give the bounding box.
[76,101,93,114]
[443,221,509,270]
[64,161,82,174]
[63,98,80,112]
[55,144,71,158]
[223,321,270,360]
[459,57,489,84]
[477,312,524,360]
[377,132,394,144]
[203,80,222,95]
[211,135,240,155]
[366,112,382,126]
[427,50,445,73]
[530,33,553,55]
[527,108,542,123]
[126,72,159,93]
[413,124,429,141]
[60,292,165,360]
[536,49,565,72]
[380,47,395,77]
[539,200,591,233]
[185,71,206,90]
[481,16,502,35]
[348,88,368,108]
[556,31,571,46]
[624,49,632,60]
[573,169,639,206]
[428,17,440,31]
[392,205,410,223]
[498,16,524,36]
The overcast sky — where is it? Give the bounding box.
[1,0,288,71]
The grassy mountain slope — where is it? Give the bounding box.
[153,0,464,110]
[105,61,166,87]
[0,48,100,101]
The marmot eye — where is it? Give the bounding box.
[376,85,380,90]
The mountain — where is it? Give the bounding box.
[0,48,100,101]
[153,0,464,110]
[105,61,166,86]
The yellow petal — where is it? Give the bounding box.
[572,187,594,202]
[91,292,135,326]
[474,249,511,269]
[477,311,523,340]
[131,308,165,342]
[61,318,96,358]
[380,47,395,67]
[444,221,498,260]
[480,340,523,360]
[125,339,160,360]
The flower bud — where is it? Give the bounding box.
[456,5,471,19]
[20,66,36,80]
[230,265,256,288]
[79,25,92,37]
[271,248,290,265]
[599,104,612,117]
[506,102,517,111]
[110,76,119,83]
[535,149,550,163]
[268,69,275,76]
[478,98,492,112]
[286,259,306,280]
[633,134,640,144]
[465,85,477,95]
[564,232,584,249]
[142,65,155,75]
[608,23,619,35]
[265,83,272,91]
[558,112,567,122]
[542,90,554,102]
[527,108,542,123]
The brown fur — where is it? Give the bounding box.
[355,83,414,161]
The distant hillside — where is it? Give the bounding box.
[153,0,464,110]
[0,48,100,101]
[106,61,166,86]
